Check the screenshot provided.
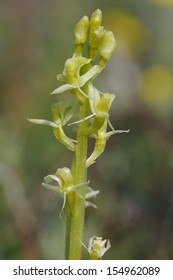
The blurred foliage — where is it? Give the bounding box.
[104,9,149,58]
[139,65,173,117]
[0,0,173,259]
[151,0,173,6]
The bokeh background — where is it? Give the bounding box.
[1,0,173,260]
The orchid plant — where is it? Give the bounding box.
[28,9,129,260]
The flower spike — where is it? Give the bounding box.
[28,9,128,259]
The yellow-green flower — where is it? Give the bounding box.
[88,236,111,260]
[28,101,77,151]
[86,121,129,167]
[52,57,101,103]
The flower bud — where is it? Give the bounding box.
[74,16,89,45]
[99,30,116,61]
[89,26,104,49]
[90,9,102,30]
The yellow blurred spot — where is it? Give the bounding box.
[104,9,149,57]
[139,65,173,106]
[151,0,173,7]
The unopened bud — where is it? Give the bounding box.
[90,9,102,30]
[89,26,104,49]
[74,16,89,45]
[99,30,116,61]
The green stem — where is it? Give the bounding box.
[65,100,90,260]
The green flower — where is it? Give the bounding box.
[88,236,111,260]
[42,167,83,216]
[42,167,75,196]
[88,84,115,135]
[28,101,77,151]
[42,167,99,215]
[52,57,101,103]
[86,121,129,167]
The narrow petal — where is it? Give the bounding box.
[106,129,130,139]
[85,189,100,199]
[85,201,97,209]
[27,118,59,128]
[68,113,95,126]
[51,84,75,95]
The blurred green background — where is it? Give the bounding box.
[1,0,173,260]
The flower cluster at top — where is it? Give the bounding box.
[52,9,116,102]
[28,9,128,159]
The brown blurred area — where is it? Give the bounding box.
[0,0,173,259]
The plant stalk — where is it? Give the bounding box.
[65,100,90,260]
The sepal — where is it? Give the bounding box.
[27,118,59,128]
